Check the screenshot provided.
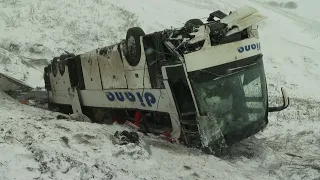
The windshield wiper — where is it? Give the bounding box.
[199,69,222,78]
[227,62,257,73]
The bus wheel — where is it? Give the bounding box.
[184,19,204,32]
[125,27,145,66]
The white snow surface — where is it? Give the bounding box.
[0,91,260,180]
[0,0,319,179]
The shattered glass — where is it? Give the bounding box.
[189,58,267,152]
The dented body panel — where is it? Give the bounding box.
[97,45,128,89]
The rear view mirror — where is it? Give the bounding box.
[268,87,290,112]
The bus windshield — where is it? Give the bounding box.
[188,55,268,146]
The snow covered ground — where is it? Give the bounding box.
[0,0,319,179]
[0,91,265,180]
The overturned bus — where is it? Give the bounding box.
[43,6,289,155]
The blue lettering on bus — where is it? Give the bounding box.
[115,92,125,102]
[144,92,156,107]
[238,42,261,53]
[124,92,135,102]
[136,92,146,107]
[106,92,115,101]
[105,91,157,107]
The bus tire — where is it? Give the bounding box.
[125,27,145,66]
[185,19,204,32]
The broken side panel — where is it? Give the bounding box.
[219,5,267,36]
[49,59,72,91]
[97,45,127,89]
[68,87,82,114]
[80,52,103,90]
[68,55,86,90]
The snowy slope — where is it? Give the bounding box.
[0,91,263,180]
[0,0,142,88]
[0,0,319,179]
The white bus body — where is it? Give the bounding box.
[44,6,289,154]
